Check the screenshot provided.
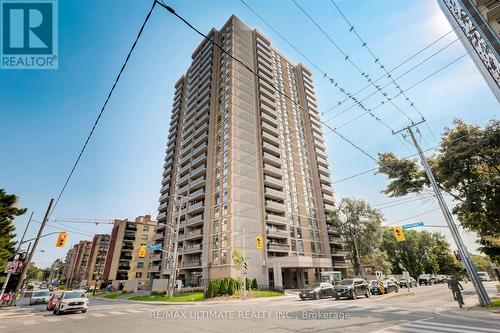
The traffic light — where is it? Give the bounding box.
[256,235,264,249]
[392,226,406,242]
[55,232,68,248]
[138,245,147,258]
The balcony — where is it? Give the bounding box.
[323,193,334,204]
[186,214,204,227]
[158,201,168,212]
[262,152,281,167]
[331,250,348,257]
[123,234,136,241]
[192,142,208,158]
[263,175,283,189]
[191,164,206,178]
[266,228,289,239]
[262,141,280,155]
[117,265,131,271]
[261,129,279,146]
[322,184,334,195]
[176,184,189,196]
[261,121,279,137]
[184,228,203,240]
[265,214,287,226]
[187,201,205,214]
[329,236,343,244]
[184,244,202,254]
[263,163,282,178]
[151,254,162,261]
[191,153,207,168]
[260,102,276,118]
[261,112,278,127]
[189,187,205,200]
[154,233,165,242]
[324,204,335,213]
[317,155,328,168]
[320,174,332,185]
[332,261,351,269]
[182,260,202,268]
[318,164,330,177]
[190,176,205,191]
[264,186,285,200]
[265,200,286,213]
[267,243,289,252]
[149,265,160,272]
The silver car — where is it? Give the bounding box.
[30,289,50,305]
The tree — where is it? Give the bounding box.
[471,254,495,277]
[26,262,40,281]
[0,189,27,284]
[381,229,462,278]
[232,248,245,271]
[251,278,258,290]
[377,119,500,259]
[330,198,387,276]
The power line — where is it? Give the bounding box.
[157,1,378,162]
[49,1,158,218]
[239,0,399,135]
[385,208,440,226]
[292,0,415,124]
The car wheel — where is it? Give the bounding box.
[314,292,320,300]
[365,290,370,298]
[350,290,357,300]
[299,296,305,301]
[335,295,340,300]
[82,309,87,313]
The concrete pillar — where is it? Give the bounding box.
[273,263,283,289]
[297,269,305,288]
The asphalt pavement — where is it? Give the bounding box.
[0,282,497,333]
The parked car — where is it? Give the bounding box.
[30,289,50,305]
[334,278,370,300]
[46,292,62,311]
[399,277,417,288]
[53,290,89,315]
[39,282,48,289]
[369,279,399,295]
[299,282,335,300]
[436,275,447,284]
[477,271,491,282]
[418,274,436,285]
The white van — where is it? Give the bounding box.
[477,271,491,281]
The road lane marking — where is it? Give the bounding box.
[90,313,106,317]
[392,310,411,315]
[45,317,63,322]
[107,311,126,315]
[22,320,37,325]
[69,315,86,320]
[370,316,435,333]
[371,307,399,313]
[125,309,145,313]
[409,321,500,333]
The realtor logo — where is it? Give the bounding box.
[1,0,58,69]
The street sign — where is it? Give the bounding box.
[375,271,383,280]
[393,226,406,241]
[4,261,17,274]
[402,221,424,230]
[147,245,161,250]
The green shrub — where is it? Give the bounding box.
[251,278,258,290]
[219,278,229,295]
[205,280,217,298]
[245,278,251,290]
[151,291,166,296]
[235,277,243,291]
[227,279,235,295]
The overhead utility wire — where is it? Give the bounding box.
[293,0,415,123]
[49,1,158,218]
[323,29,456,114]
[156,1,378,162]
[240,0,398,134]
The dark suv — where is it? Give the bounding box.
[334,278,370,300]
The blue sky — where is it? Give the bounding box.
[1,0,498,268]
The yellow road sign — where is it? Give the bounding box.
[393,226,406,241]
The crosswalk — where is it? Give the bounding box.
[374,318,500,333]
[0,307,152,329]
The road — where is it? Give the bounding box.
[0,282,498,333]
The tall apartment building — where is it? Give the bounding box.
[85,234,111,287]
[61,245,77,283]
[102,215,156,289]
[151,16,347,289]
[438,0,500,101]
[66,240,92,288]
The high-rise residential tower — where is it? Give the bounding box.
[438,0,500,101]
[85,234,111,288]
[151,16,348,289]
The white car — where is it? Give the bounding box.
[29,289,50,305]
[477,271,491,282]
[53,290,89,315]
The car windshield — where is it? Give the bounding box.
[339,279,354,286]
[33,290,49,297]
[63,291,86,299]
[478,272,486,276]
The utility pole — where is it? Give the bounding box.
[0,212,33,300]
[11,199,54,306]
[394,121,490,305]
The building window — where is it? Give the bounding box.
[136,272,142,278]
[137,262,144,269]
[143,226,149,232]
[141,234,148,241]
